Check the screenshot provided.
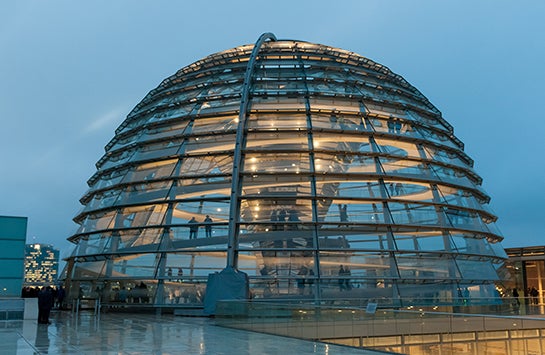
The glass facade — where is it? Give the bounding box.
[504,246,545,306]
[64,33,507,307]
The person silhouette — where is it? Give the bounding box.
[338,204,348,226]
[344,266,352,290]
[188,217,198,239]
[270,209,278,231]
[37,286,54,324]
[177,268,184,282]
[338,265,346,291]
[288,209,300,230]
[204,215,213,237]
[278,209,287,231]
[297,265,308,295]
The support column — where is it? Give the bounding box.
[226,32,277,268]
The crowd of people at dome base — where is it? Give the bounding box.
[21,285,66,325]
[21,285,66,308]
[525,286,541,305]
[503,287,542,306]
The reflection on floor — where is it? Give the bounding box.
[0,310,385,354]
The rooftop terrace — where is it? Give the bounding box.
[0,310,383,354]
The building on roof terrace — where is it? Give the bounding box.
[63,33,508,310]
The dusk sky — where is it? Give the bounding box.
[1,1,544,261]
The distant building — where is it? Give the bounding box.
[24,243,60,286]
[0,216,27,320]
[0,216,27,297]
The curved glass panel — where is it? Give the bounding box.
[66,36,507,308]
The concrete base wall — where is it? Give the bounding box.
[0,298,25,320]
[23,298,38,320]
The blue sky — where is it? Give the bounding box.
[1,1,544,259]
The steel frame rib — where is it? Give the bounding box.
[226,33,277,268]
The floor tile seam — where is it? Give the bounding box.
[13,329,41,354]
[209,326,377,353]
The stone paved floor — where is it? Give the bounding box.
[0,310,385,354]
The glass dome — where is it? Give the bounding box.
[65,33,507,307]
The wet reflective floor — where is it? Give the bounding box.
[0,311,384,354]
